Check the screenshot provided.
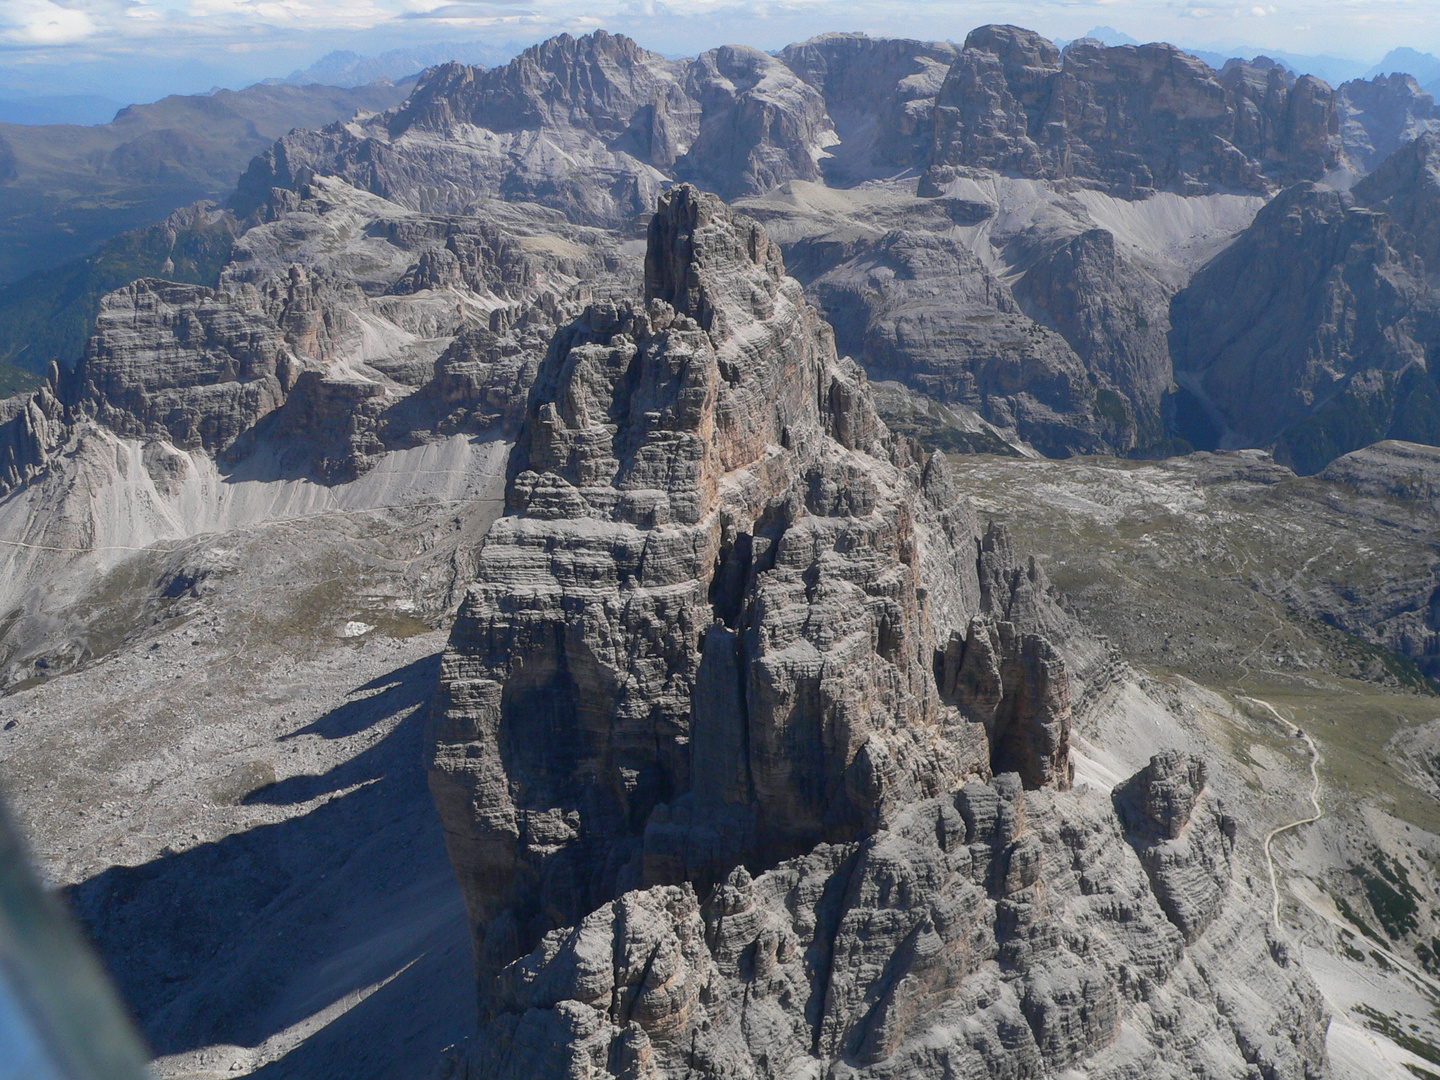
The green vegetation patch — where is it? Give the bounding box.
[0,211,237,378]
[1415,937,1440,978]
[1357,852,1423,940]
[1338,926,1369,961]
[1356,1003,1440,1066]
[1336,894,1384,942]
[0,361,41,397]
[1094,387,1131,427]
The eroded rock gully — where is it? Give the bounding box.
[428,186,1328,1079]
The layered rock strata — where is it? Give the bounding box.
[457,771,1324,1080]
[0,177,627,496]
[1114,750,1234,942]
[806,228,1140,455]
[71,278,302,454]
[428,186,1084,987]
[924,25,1341,198]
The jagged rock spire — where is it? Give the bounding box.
[429,186,1024,989]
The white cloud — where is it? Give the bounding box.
[0,0,98,44]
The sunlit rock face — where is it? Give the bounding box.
[924,25,1341,199]
[426,185,1071,982]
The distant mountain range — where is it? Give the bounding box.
[1067,27,1440,93]
[0,80,414,287]
[283,43,500,88]
[1369,46,1440,85]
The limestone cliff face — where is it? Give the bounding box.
[428,186,1078,984]
[923,25,1341,198]
[222,28,1296,463]
[1338,73,1440,174]
[0,368,66,493]
[777,34,959,184]
[1171,146,1440,472]
[457,773,1325,1080]
[72,278,300,454]
[1355,130,1440,280]
[1012,226,1173,438]
[678,46,833,200]
[0,174,635,498]
[1114,751,1234,943]
[807,228,1141,456]
[238,32,839,230]
[236,32,690,227]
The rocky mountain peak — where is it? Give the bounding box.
[428,184,1088,991]
[926,24,1340,197]
[963,23,1061,71]
[389,30,690,148]
[1337,72,1440,172]
[642,183,785,334]
[1172,146,1440,470]
[1354,129,1440,274]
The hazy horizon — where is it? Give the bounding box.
[1,0,1438,111]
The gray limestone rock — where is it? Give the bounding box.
[236,32,695,228]
[939,617,1072,791]
[428,185,1064,988]
[1012,226,1171,439]
[237,32,838,232]
[1354,130,1440,280]
[462,778,1325,1080]
[1114,751,1233,943]
[72,278,299,454]
[1171,163,1440,472]
[0,370,67,493]
[1338,73,1440,175]
[677,46,834,200]
[806,229,1135,456]
[778,34,960,185]
[923,25,1340,198]
[0,170,641,497]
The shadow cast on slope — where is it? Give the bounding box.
[244,654,440,805]
[67,651,473,1075]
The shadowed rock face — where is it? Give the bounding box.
[807,230,1138,457]
[678,47,833,201]
[1114,751,1234,943]
[1338,73,1440,174]
[778,34,960,184]
[0,369,66,492]
[428,186,1089,988]
[924,25,1341,198]
[1355,130,1440,280]
[1172,142,1440,472]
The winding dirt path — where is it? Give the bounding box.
[1248,696,1323,930]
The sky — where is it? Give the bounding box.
[1,0,1438,103]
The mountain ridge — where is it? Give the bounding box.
[3,25,1440,1078]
